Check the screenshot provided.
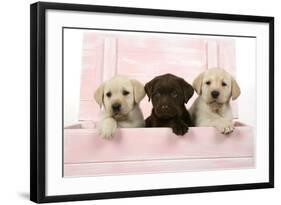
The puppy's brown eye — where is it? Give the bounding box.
[154,92,161,97]
[123,90,130,96]
[206,81,211,85]
[171,91,177,98]
[222,82,227,86]
[106,92,111,97]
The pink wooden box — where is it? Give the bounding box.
[64,32,254,177]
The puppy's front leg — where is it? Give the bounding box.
[97,117,117,139]
[145,116,152,127]
[171,119,189,136]
[214,119,234,135]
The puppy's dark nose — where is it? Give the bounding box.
[161,105,169,110]
[112,103,121,112]
[211,91,220,98]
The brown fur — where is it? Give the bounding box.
[145,73,194,135]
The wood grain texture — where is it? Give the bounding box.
[64,123,254,176]
[64,123,254,164]
[64,157,254,177]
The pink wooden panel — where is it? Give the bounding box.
[217,39,238,117]
[64,122,254,177]
[206,40,218,68]
[64,157,254,177]
[102,37,117,80]
[79,33,238,121]
[78,36,104,120]
[218,39,236,73]
[108,34,207,52]
[116,38,235,77]
[79,101,99,121]
[64,123,254,164]
[117,49,206,75]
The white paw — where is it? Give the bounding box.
[217,121,234,135]
[97,120,117,139]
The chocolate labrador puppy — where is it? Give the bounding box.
[145,73,194,135]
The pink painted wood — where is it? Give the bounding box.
[79,33,238,121]
[64,122,254,177]
[64,124,253,163]
[64,158,254,177]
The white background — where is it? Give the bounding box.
[0,0,279,204]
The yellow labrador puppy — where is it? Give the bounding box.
[94,75,145,139]
[190,68,240,134]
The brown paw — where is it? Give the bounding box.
[172,122,189,136]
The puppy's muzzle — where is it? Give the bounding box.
[211,90,220,99]
[155,104,176,118]
[112,103,121,113]
[161,105,169,110]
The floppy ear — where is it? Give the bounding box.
[131,79,145,103]
[94,83,104,108]
[179,78,194,103]
[144,77,158,101]
[231,77,241,100]
[192,72,204,95]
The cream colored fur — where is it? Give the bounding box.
[190,68,241,134]
[94,75,145,139]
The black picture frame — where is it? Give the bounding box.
[30,1,274,203]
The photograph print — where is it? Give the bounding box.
[63,29,255,177]
[30,2,274,203]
